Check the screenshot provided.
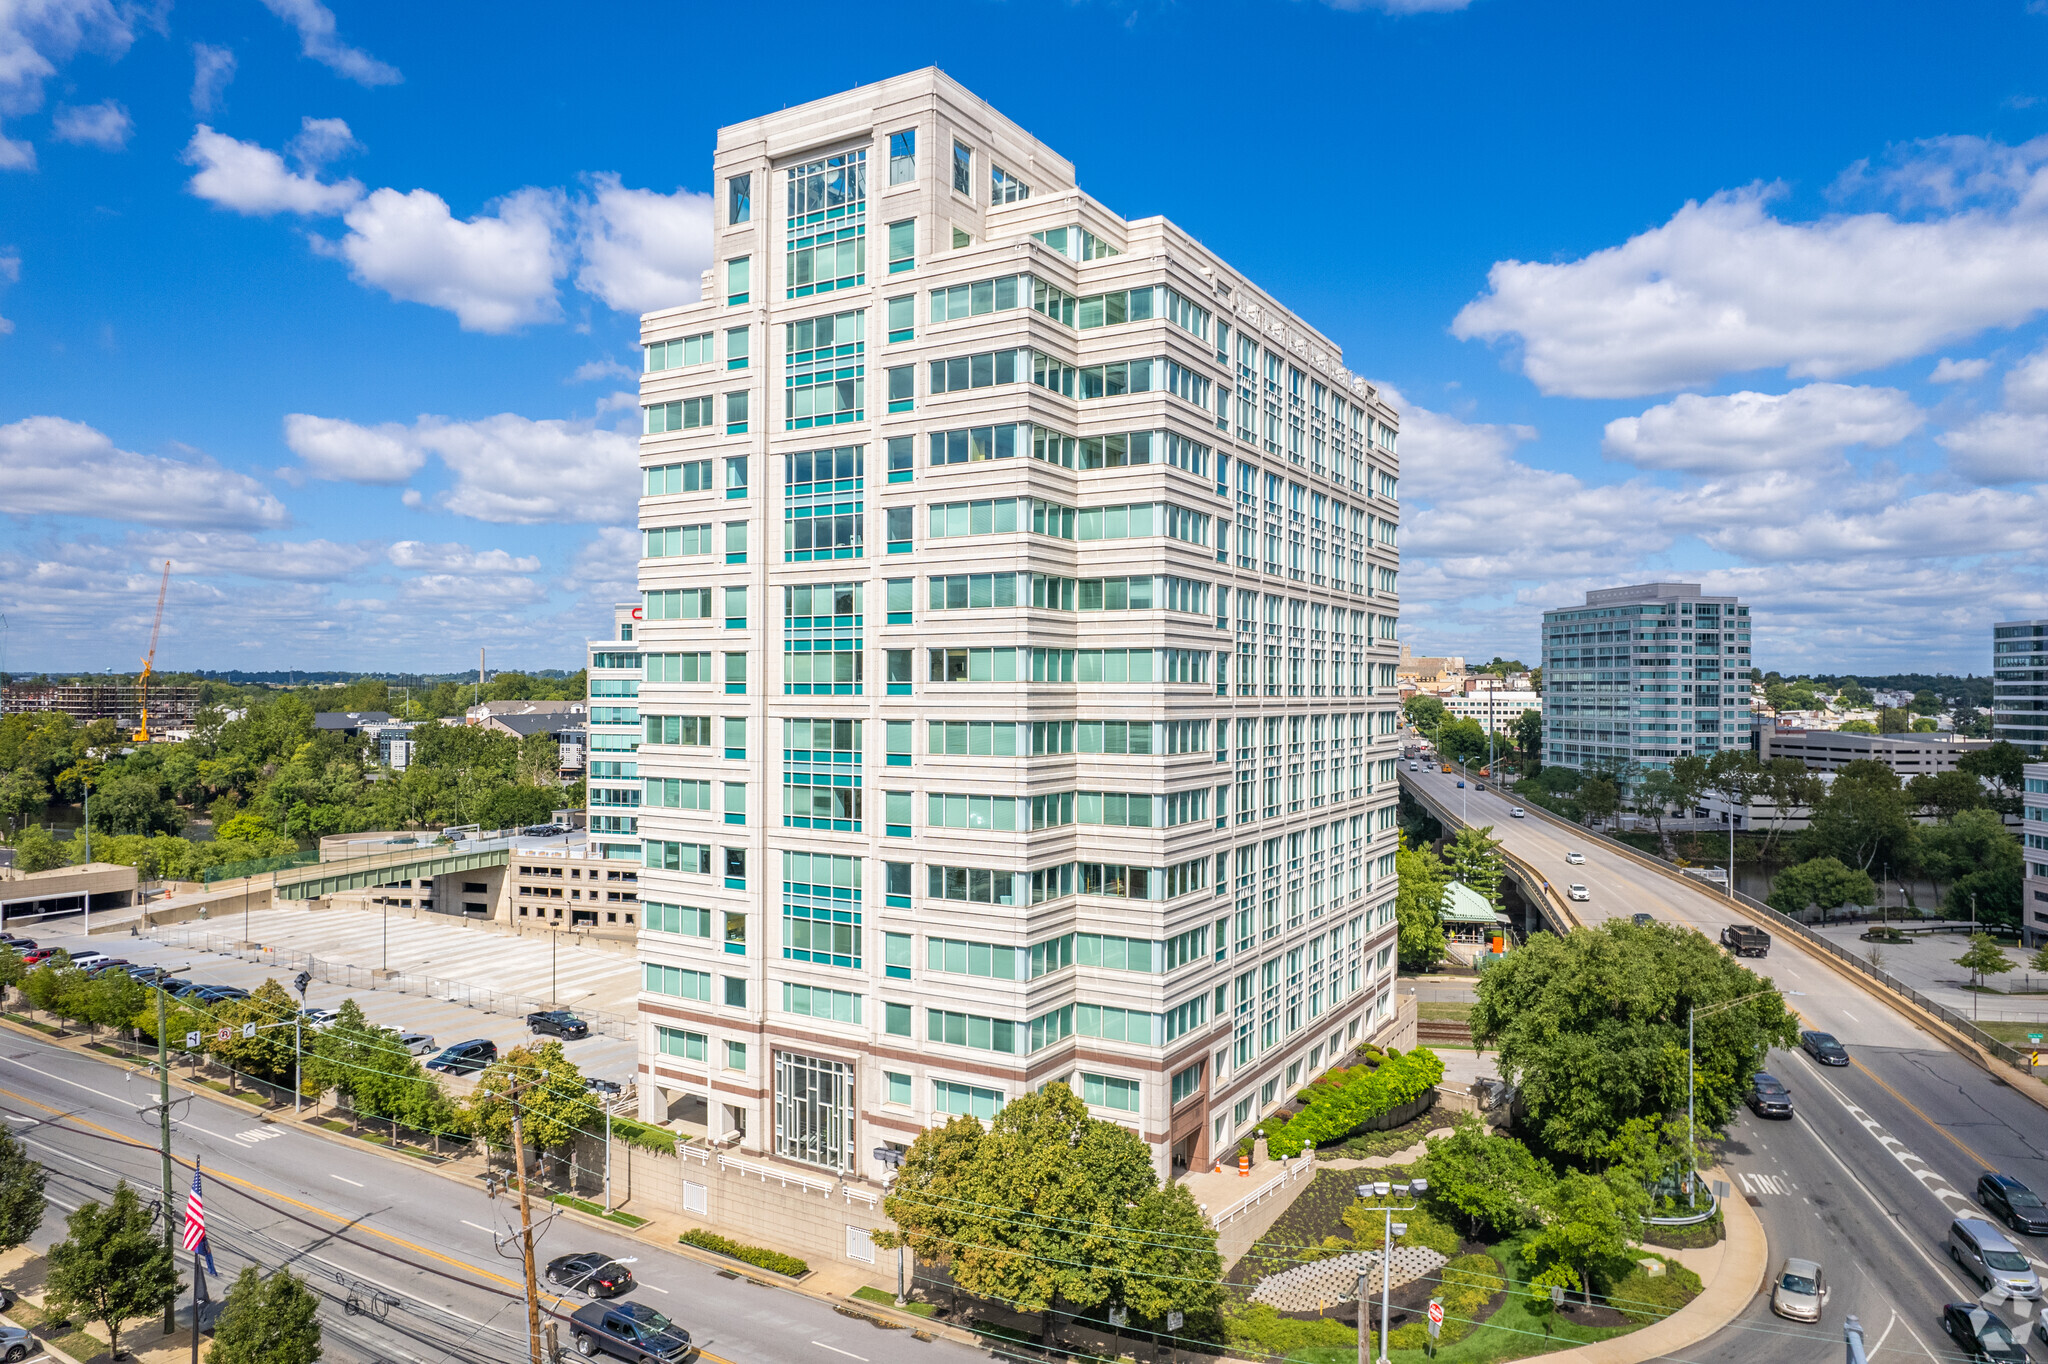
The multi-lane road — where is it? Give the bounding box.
[1403,761,2048,1364]
[0,1026,977,1364]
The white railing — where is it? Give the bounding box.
[842,1185,879,1209]
[1210,1157,1314,1228]
[717,1153,833,1196]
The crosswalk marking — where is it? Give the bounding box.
[234,1127,282,1144]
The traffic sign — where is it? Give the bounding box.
[1167,1311,1184,1332]
[1108,1307,1127,1328]
[1428,1300,1444,1336]
[184,1031,200,1049]
[2028,1032,2043,1044]
[242,1022,257,1039]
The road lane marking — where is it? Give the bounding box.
[1787,1106,1974,1295]
[0,1053,134,1106]
[644,1283,669,1293]
[1841,1009,1859,1022]
[813,1344,867,1361]
[332,1174,364,1186]
[1846,1055,1994,1172]
[461,1220,494,1234]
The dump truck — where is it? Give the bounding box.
[1721,924,1771,957]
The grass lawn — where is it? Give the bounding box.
[1284,1290,1637,1364]
[1417,1001,1474,1022]
[853,1285,936,1316]
[1976,1021,2048,1046]
[549,1192,649,1228]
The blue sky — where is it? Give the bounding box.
[4,0,2046,676]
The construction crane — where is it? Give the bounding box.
[135,561,170,742]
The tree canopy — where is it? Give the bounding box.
[878,1083,1223,1332]
[1470,920,1799,1160]
[1395,836,1449,972]
[1766,857,1876,917]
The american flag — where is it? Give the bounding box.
[181,1165,214,1273]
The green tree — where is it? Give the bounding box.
[0,1128,47,1252]
[1838,719,1878,735]
[1954,934,2015,991]
[2031,941,2048,975]
[44,1179,178,1360]
[1470,921,1799,1160]
[1525,1171,1640,1306]
[209,1263,323,1364]
[1667,755,1710,823]
[1756,759,1825,859]
[1578,777,1619,827]
[1403,695,1447,734]
[878,1083,1223,1335]
[87,770,184,836]
[8,824,68,873]
[1797,760,1916,873]
[1910,689,1940,716]
[1958,742,2025,817]
[1633,769,1677,834]
[469,1040,598,1155]
[1415,1115,1552,1238]
[0,768,48,823]
[1837,681,1872,707]
[1444,826,1505,908]
[1395,836,1449,972]
[1513,709,1543,771]
[1905,770,1985,822]
[1766,857,1877,918]
[1921,807,2023,925]
[79,968,145,1036]
[210,979,303,1087]
[302,998,375,1107]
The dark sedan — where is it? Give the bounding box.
[568,1301,693,1363]
[546,1251,634,1298]
[1800,1030,1849,1066]
[527,1010,590,1039]
[1942,1303,2028,1362]
[425,1039,497,1074]
[1978,1173,2048,1237]
[1747,1072,1794,1119]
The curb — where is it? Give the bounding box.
[1524,1162,1765,1364]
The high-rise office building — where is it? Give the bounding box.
[630,70,1405,1182]
[1993,620,2047,756]
[588,604,647,862]
[1540,582,1752,775]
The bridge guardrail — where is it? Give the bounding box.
[1409,771,2041,1082]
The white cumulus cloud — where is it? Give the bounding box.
[0,0,136,171]
[573,174,712,315]
[2003,345,2048,413]
[183,122,364,216]
[1935,412,2048,486]
[126,530,381,581]
[1,415,288,528]
[387,540,543,574]
[1929,356,1990,383]
[256,0,400,87]
[1601,384,1922,474]
[51,98,129,149]
[190,42,235,114]
[1453,149,2048,397]
[337,186,564,333]
[282,412,421,483]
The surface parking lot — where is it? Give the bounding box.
[18,906,641,1086]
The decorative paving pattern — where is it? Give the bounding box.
[1250,1246,1449,1311]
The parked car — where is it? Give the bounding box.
[1942,1302,2029,1362]
[1720,924,1771,958]
[81,957,132,976]
[547,1251,635,1298]
[299,1008,340,1028]
[65,950,109,971]
[1564,851,1585,865]
[0,935,36,951]
[394,1030,438,1056]
[1747,1073,1794,1119]
[527,1010,591,1039]
[1949,1217,2041,1299]
[1567,884,1590,901]
[426,1039,498,1075]
[124,965,179,985]
[1977,1173,2048,1237]
[567,1300,694,1362]
[0,1320,34,1362]
[19,949,59,967]
[1800,1030,1849,1067]
[1768,1257,1826,1321]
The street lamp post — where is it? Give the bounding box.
[1356,1178,1426,1364]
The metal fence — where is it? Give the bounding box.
[1487,786,2043,1078]
[149,928,637,1040]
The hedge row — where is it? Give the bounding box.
[1265,1047,1444,1157]
[678,1228,810,1278]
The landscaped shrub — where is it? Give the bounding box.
[678,1228,809,1278]
[609,1117,680,1154]
[1222,1303,1357,1355]
[1265,1048,1444,1157]
[1608,1256,1702,1324]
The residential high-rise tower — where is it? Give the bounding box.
[1993,619,2047,756]
[631,70,1405,1182]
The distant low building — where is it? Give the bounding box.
[1396,645,1465,689]
[1441,689,1541,728]
[464,699,585,725]
[313,710,392,734]
[482,710,587,781]
[1760,726,1990,776]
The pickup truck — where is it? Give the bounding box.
[1721,924,1771,957]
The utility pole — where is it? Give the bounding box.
[155,983,177,1335]
[485,1070,547,1364]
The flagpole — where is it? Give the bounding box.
[158,983,177,1336]
[188,1155,204,1364]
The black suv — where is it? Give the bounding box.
[1941,1302,2028,1362]
[1800,1030,1849,1066]
[425,1039,498,1074]
[527,1010,590,1039]
[567,1300,694,1362]
[1746,1072,1793,1119]
[1977,1173,2048,1236]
